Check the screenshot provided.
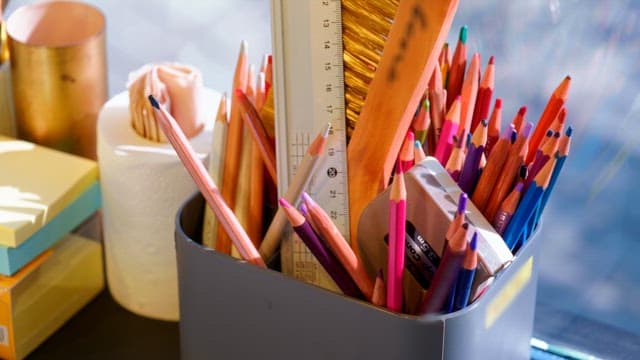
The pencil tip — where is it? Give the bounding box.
[278,198,290,208]
[299,202,309,217]
[565,75,571,81]
[301,192,313,206]
[517,106,527,116]
[459,25,468,44]
[148,95,159,109]
[414,140,422,148]
[488,55,495,65]
[457,193,468,215]
[522,122,534,137]
[515,182,524,192]
[470,232,478,250]
[240,40,248,54]
[566,126,573,137]
[377,268,384,280]
[495,98,502,108]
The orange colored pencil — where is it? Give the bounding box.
[439,42,451,86]
[471,124,514,211]
[526,75,571,163]
[445,135,464,181]
[483,122,532,221]
[471,56,495,132]
[492,182,524,235]
[485,98,502,156]
[372,269,386,307]
[428,66,446,155]
[414,140,427,163]
[511,106,527,134]
[446,26,467,109]
[217,40,249,254]
[412,97,431,145]
[302,192,375,300]
[235,89,277,183]
[458,52,480,139]
[548,107,566,135]
[525,130,560,187]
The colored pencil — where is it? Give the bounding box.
[435,96,461,165]
[503,156,556,251]
[235,89,277,183]
[259,124,330,261]
[527,75,571,164]
[458,119,487,194]
[445,135,464,181]
[255,71,267,111]
[453,231,478,311]
[419,222,468,314]
[412,97,431,145]
[447,192,468,241]
[439,42,451,87]
[279,198,363,298]
[485,98,502,156]
[458,52,480,139]
[525,129,559,188]
[539,126,572,214]
[511,106,527,134]
[201,93,229,249]
[149,95,265,267]
[414,140,427,164]
[301,192,375,300]
[372,269,386,307]
[399,130,415,172]
[387,163,407,312]
[492,182,524,235]
[471,56,495,132]
[428,66,447,155]
[548,107,566,134]
[446,26,467,109]
[471,124,514,211]
[217,41,249,254]
[483,122,532,221]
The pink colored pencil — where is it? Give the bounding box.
[149,95,265,267]
[434,96,461,165]
[387,163,407,312]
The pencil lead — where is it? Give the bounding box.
[459,25,468,44]
[457,193,468,215]
[462,222,469,230]
[488,55,495,65]
[469,232,478,251]
[148,95,160,109]
[301,192,315,206]
[278,198,291,208]
[299,202,309,217]
[521,122,534,138]
[414,140,422,149]
[565,126,573,137]
[495,98,502,109]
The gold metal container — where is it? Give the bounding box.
[7,1,107,159]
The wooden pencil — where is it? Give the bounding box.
[525,130,559,188]
[471,124,514,211]
[485,98,503,156]
[492,182,524,235]
[439,42,450,87]
[445,135,464,181]
[399,130,416,172]
[434,96,461,165]
[458,52,480,138]
[539,126,572,214]
[301,192,375,300]
[483,122,533,221]
[259,124,331,260]
[279,198,363,298]
[446,26,468,109]
[428,66,447,155]
[149,95,265,267]
[419,222,468,314]
[447,193,468,240]
[235,89,277,183]
[471,56,495,132]
[387,163,407,312]
[458,119,487,194]
[453,232,478,311]
[412,97,431,145]
[217,41,249,254]
[511,106,527,134]
[414,140,427,163]
[527,75,571,164]
[202,93,229,249]
[372,269,386,307]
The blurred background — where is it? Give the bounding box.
[5,0,639,357]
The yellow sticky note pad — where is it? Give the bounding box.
[0,234,104,360]
[0,136,98,247]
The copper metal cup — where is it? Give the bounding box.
[7,1,107,159]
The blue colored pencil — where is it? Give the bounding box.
[503,157,555,251]
[539,126,572,216]
[453,232,478,311]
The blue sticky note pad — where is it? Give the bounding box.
[0,182,101,275]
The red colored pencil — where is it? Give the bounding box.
[471,56,495,132]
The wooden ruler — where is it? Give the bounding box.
[271,0,350,290]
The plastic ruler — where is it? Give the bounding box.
[271,0,350,289]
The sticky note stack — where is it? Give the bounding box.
[0,135,101,275]
[0,136,104,359]
[0,234,104,360]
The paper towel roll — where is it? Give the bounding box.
[97,89,219,321]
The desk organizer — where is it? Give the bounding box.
[175,193,540,360]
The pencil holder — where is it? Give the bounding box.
[175,192,540,360]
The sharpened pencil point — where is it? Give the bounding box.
[515,182,524,192]
[148,95,159,109]
[301,192,314,206]
[521,122,534,137]
[457,193,468,215]
[566,126,573,137]
[488,55,495,65]
[414,140,422,148]
[299,202,309,217]
[495,98,502,109]
[459,25,468,44]
[470,232,478,251]
[278,198,291,208]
